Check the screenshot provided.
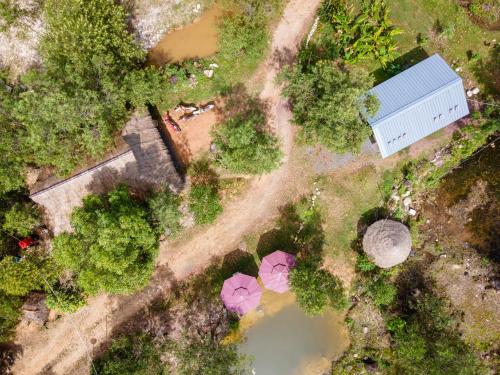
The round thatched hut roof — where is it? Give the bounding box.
[362,220,412,268]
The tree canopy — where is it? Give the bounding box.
[289,258,347,316]
[282,61,376,154]
[212,109,282,174]
[52,185,158,295]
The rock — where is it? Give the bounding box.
[466,90,473,97]
[408,208,417,216]
[203,69,214,78]
[403,197,412,207]
[22,292,49,324]
[209,63,219,69]
[363,326,369,334]
[455,67,462,72]
[353,353,359,358]
[471,87,480,95]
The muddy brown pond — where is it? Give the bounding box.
[148,6,221,65]
[236,290,349,375]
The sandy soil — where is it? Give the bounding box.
[11,1,322,374]
[163,105,218,166]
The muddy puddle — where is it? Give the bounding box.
[148,6,222,64]
[237,290,349,375]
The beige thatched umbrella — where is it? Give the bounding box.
[362,219,412,268]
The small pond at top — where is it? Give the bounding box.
[148,6,222,65]
[237,291,349,375]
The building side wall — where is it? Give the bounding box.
[373,80,469,158]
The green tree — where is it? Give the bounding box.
[147,188,182,236]
[0,255,60,296]
[52,185,158,295]
[289,259,347,316]
[2,202,41,237]
[93,334,167,375]
[282,61,375,153]
[10,0,153,175]
[212,110,282,174]
[45,284,86,314]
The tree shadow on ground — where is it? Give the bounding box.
[350,207,391,255]
[471,44,500,99]
[215,83,270,127]
[372,47,429,84]
[256,199,325,261]
[0,343,22,375]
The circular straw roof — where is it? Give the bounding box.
[362,219,412,268]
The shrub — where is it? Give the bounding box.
[45,285,86,314]
[282,61,375,154]
[392,294,485,374]
[52,185,158,295]
[148,188,182,236]
[212,109,282,174]
[174,336,248,375]
[188,185,223,225]
[0,293,22,343]
[2,202,41,237]
[93,334,166,375]
[367,278,397,307]
[0,255,60,297]
[290,259,347,316]
[356,254,377,272]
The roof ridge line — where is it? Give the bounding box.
[371,76,461,127]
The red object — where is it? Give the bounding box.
[162,112,181,132]
[18,237,34,249]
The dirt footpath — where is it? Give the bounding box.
[11,1,322,374]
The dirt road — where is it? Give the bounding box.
[11,1,321,374]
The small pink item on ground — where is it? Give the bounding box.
[220,273,262,315]
[258,250,296,293]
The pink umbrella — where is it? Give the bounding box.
[220,273,262,315]
[258,250,296,293]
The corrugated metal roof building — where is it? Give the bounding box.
[366,54,469,158]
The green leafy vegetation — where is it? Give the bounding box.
[212,104,282,174]
[45,284,86,314]
[147,188,182,237]
[391,294,484,375]
[318,0,401,67]
[188,160,223,225]
[173,336,247,375]
[0,293,22,343]
[2,202,41,237]
[290,258,347,316]
[0,253,59,297]
[93,334,166,375]
[52,185,158,295]
[282,61,375,153]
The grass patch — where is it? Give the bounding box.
[317,164,389,256]
[369,0,499,84]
